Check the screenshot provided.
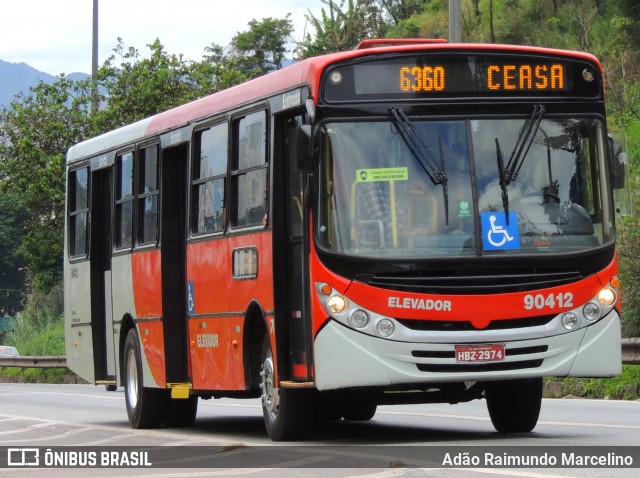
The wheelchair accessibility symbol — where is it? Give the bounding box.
[187,281,196,315]
[481,212,520,250]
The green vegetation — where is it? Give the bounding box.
[1,286,68,383]
[0,319,68,383]
[5,284,64,353]
[545,366,640,400]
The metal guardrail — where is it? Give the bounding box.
[0,338,639,369]
[622,338,640,364]
[0,356,67,369]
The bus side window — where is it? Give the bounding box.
[232,111,268,227]
[115,152,134,249]
[137,145,160,245]
[192,122,228,235]
[68,166,89,257]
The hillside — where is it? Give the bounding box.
[0,59,88,107]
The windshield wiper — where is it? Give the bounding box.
[504,104,545,184]
[495,137,509,220]
[494,104,545,223]
[389,107,449,225]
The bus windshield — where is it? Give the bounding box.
[316,116,612,258]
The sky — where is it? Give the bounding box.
[0,0,319,76]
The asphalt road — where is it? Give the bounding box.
[0,383,638,477]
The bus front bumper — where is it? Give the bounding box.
[313,311,621,391]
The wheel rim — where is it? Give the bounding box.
[260,352,279,418]
[126,347,139,409]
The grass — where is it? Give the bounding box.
[0,286,70,383]
[544,366,640,400]
[0,317,70,383]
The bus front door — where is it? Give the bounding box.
[273,113,312,381]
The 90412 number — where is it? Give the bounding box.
[524,292,573,311]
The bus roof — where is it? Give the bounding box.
[66,41,601,165]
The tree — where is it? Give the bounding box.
[94,39,210,131]
[298,0,430,55]
[0,193,28,315]
[198,43,250,93]
[381,0,449,40]
[376,0,429,26]
[373,0,431,38]
[0,77,94,291]
[298,0,370,57]
[619,0,640,49]
[229,16,294,77]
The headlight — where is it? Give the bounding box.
[376,318,395,337]
[582,302,600,321]
[350,310,369,328]
[327,295,347,314]
[598,288,616,307]
[562,312,579,331]
[315,282,406,341]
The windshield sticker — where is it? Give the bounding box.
[534,234,552,249]
[481,212,520,250]
[457,200,471,218]
[356,167,408,182]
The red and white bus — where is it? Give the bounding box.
[65,39,625,440]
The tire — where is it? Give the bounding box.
[105,384,117,392]
[485,378,543,433]
[260,335,313,441]
[343,402,377,421]
[164,396,198,428]
[123,328,168,429]
[314,394,344,421]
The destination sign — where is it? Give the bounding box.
[398,63,565,93]
[322,53,601,101]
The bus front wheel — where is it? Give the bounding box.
[343,401,377,421]
[260,335,313,441]
[164,396,198,428]
[485,377,543,433]
[123,328,167,429]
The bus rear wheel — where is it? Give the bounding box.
[260,335,312,441]
[124,328,167,429]
[485,378,542,433]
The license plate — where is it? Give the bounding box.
[455,344,505,362]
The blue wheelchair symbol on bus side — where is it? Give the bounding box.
[187,281,195,315]
[481,212,520,250]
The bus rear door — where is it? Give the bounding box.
[89,166,117,386]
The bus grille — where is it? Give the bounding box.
[413,345,547,373]
[397,315,556,331]
[416,359,543,373]
[358,269,583,294]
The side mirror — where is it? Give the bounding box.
[612,150,627,190]
[608,135,626,189]
[296,124,314,171]
[608,132,632,216]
